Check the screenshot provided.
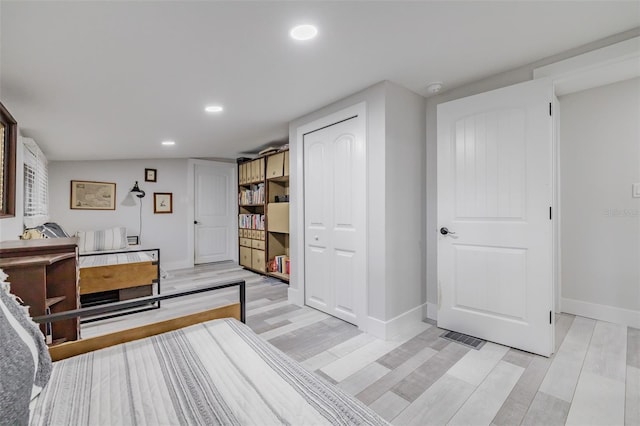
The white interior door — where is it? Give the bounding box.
[304,115,365,325]
[437,78,555,357]
[194,162,235,264]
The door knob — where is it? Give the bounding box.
[314,235,319,241]
[194,220,200,225]
[440,227,456,236]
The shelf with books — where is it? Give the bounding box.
[237,148,289,282]
[266,232,289,282]
[238,182,265,206]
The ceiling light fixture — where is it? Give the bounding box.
[205,105,224,113]
[161,140,175,146]
[426,82,444,94]
[290,24,318,41]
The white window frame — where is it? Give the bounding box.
[23,138,48,228]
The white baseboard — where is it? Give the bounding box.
[561,297,640,329]
[287,287,303,306]
[426,302,438,321]
[366,303,428,340]
[162,260,193,271]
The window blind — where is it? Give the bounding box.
[23,139,48,227]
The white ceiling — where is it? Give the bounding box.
[1,1,639,161]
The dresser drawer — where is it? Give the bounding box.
[239,246,252,267]
[251,249,265,272]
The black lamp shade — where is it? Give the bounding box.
[131,181,146,198]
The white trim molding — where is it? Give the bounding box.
[366,303,428,340]
[562,298,640,329]
[287,286,303,306]
[534,37,640,96]
[186,159,238,268]
[426,302,438,321]
[290,102,368,329]
[162,260,193,271]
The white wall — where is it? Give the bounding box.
[559,78,640,321]
[289,82,388,321]
[48,159,191,269]
[385,83,426,319]
[289,80,426,337]
[424,28,640,318]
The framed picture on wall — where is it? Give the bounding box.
[153,192,172,214]
[70,180,116,210]
[145,168,157,182]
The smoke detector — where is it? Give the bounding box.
[426,82,444,94]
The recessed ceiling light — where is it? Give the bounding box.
[205,105,224,113]
[161,140,175,146]
[290,24,318,41]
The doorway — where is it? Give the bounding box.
[436,37,640,356]
[302,107,366,326]
[193,161,237,264]
[557,78,640,326]
[436,78,555,357]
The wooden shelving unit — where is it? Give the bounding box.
[238,156,266,273]
[237,149,289,281]
[0,238,80,344]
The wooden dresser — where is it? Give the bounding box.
[0,238,80,344]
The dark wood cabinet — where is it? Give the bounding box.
[0,238,80,344]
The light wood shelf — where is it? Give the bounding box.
[238,149,289,282]
[267,271,290,282]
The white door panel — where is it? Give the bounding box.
[438,78,554,357]
[197,227,228,258]
[334,249,356,321]
[305,246,330,308]
[304,114,365,325]
[195,163,235,264]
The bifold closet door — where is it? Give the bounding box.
[303,115,365,326]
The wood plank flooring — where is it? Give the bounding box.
[82,263,639,425]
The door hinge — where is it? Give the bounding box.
[549,206,552,220]
[549,311,553,324]
[549,102,552,116]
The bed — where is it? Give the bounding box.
[25,224,162,318]
[31,317,386,425]
[0,276,387,426]
[79,248,161,318]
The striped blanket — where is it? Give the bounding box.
[79,251,155,268]
[30,318,387,426]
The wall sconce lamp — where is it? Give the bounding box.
[131,181,146,198]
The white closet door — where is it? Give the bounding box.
[438,78,554,356]
[304,115,365,325]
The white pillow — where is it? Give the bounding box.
[77,227,128,253]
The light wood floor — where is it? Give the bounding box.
[82,263,640,426]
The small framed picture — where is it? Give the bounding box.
[154,192,173,214]
[70,180,116,210]
[145,168,157,182]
